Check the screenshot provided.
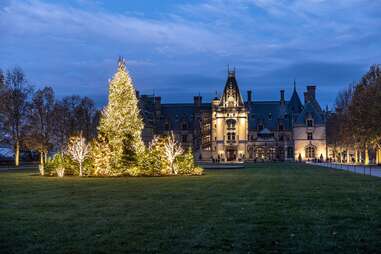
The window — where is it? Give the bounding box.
[165,123,170,130]
[307,132,313,140]
[268,113,272,120]
[227,132,236,141]
[279,123,284,131]
[182,123,187,130]
[305,146,316,159]
[226,119,236,130]
[279,135,284,141]
[258,124,264,131]
[182,135,187,143]
[307,119,313,127]
[287,147,294,158]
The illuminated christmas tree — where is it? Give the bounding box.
[94,58,144,175]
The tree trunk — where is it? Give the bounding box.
[15,140,20,167]
[365,144,369,165]
[40,152,44,165]
[79,161,83,177]
[376,148,381,165]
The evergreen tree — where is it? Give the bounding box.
[94,58,144,174]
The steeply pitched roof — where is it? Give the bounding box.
[295,102,324,125]
[219,70,244,107]
[287,87,303,114]
[157,103,211,131]
[247,101,290,131]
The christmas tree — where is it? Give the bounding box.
[94,58,144,175]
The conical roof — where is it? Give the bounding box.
[287,85,303,114]
[219,70,244,107]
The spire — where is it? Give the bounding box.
[287,80,303,114]
[118,56,126,70]
[220,68,244,107]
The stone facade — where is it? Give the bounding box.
[139,70,327,162]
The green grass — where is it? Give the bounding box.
[1,163,381,253]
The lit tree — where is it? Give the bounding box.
[164,131,184,175]
[95,58,144,174]
[66,133,90,176]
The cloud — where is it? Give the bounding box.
[0,0,380,106]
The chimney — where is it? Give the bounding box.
[194,95,202,109]
[307,85,316,100]
[280,90,285,105]
[247,90,252,103]
[304,85,316,103]
[154,96,161,116]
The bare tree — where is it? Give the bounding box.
[66,133,90,176]
[51,96,99,152]
[75,96,98,140]
[24,87,55,165]
[164,131,183,175]
[0,67,32,166]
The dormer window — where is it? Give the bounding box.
[226,119,236,130]
[307,119,313,127]
[268,113,272,120]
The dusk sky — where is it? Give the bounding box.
[1,0,380,107]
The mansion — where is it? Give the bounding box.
[138,70,328,162]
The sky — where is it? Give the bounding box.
[1,0,380,108]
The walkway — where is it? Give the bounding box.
[309,162,381,178]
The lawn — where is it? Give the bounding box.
[1,163,381,253]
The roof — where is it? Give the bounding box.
[295,102,324,125]
[287,88,303,114]
[219,71,245,107]
[247,101,290,131]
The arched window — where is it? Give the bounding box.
[305,145,316,159]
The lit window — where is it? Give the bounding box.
[305,146,316,158]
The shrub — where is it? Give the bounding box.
[175,148,195,175]
[45,153,75,176]
[192,166,204,176]
[175,148,204,175]
[126,166,142,177]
